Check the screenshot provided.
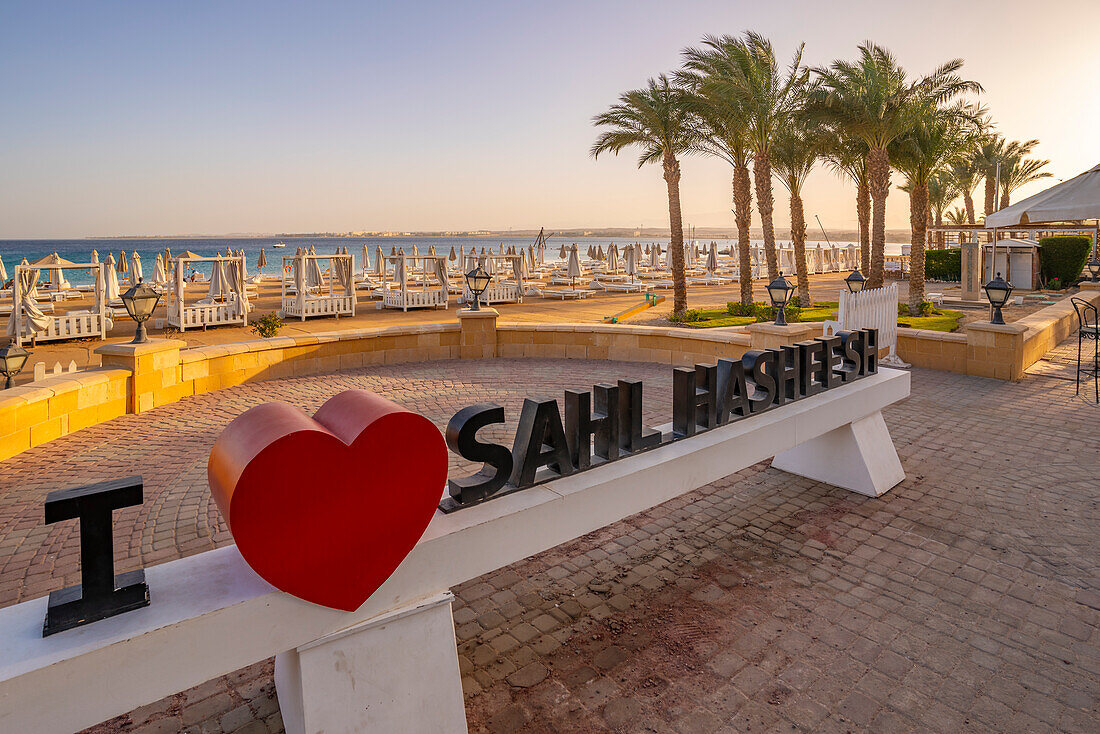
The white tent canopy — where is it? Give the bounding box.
[985,162,1100,227]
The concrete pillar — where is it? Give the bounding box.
[457,308,498,359]
[746,322,820,351]
[961,240,981,302]
[965,322,1026,381]
[96,339,187,413]
[275,592,467,734]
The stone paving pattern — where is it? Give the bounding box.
[0,354,1097,733]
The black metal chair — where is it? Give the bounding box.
[1071,297,1099,402]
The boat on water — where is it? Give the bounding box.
[272,242,287,248]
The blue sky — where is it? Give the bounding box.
[2,0,1098,237]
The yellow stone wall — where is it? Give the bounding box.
[4,292,1098,463]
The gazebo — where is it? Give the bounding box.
[281,249,356,320]
[7,258,111,347]
[167,253,249,331]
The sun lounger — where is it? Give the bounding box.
[540,288,593,300]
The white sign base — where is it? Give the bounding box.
[770,411,905,497]
[0,369,909,734]
[275,592,466,734]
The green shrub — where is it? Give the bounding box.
[726,301,755,316]
[250,313,284,338]
[669,309,703,323]
[925,249,961,281]
[898,301,933,317]
[724,300,801,322]
[1039,235,1093,286]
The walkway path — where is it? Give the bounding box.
[0,355,1095,733]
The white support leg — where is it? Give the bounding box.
[275,591,467,734]
[770,411,905,497]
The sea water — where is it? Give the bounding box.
[0,236,896,287]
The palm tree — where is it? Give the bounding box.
[592,75,700,313]
[678,39,755,306]
[999,156,1051,209]
[890,103,979,312]
[949,158,983,224]
[945,206,968,225]
[927,170,961,249]
[822,133,871,272]
[772,122,825,306]
[974,135,1039,216]
[807,43,980,288]
[700,32,807,281]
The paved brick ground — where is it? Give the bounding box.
[1,355,1097,733]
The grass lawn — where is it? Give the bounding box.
[897,309,964,332]
[676,302,963,333]
[680,310,756,328]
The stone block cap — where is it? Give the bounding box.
[746,322,815,335]
[95,338,189,357]
[965,321,1027,335]
[457,308,500,319]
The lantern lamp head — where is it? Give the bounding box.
[766,273,795,326]
[845,269,867,293]
[464,266,491,311]
[120,278,161,343]
[0,341,30,389]
[983,272,1014,325]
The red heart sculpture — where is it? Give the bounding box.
[207,390,447,611]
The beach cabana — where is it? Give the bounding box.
[463,253,525,305]
[281,250,355,320]
[167,253,249,331]
[6,259,111,346]
[381,254,448,311]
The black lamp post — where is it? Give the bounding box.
[766,273,796,326]
[0,341,30,389]
[1087,256,1100,283]
[845,268,867,293]
[983,272,1014,325]
[464,266,491,311]
[120,278,161,343]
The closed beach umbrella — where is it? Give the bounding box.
[624,244,636,281]
[130,251,143,282]
[164,247,172,265]
[0,255,6,283]
[606,245,619,273]
[360,244,370,275]
[649,243,660,269]
[118,251,128,274]
[90,249,99,265]
[558,244,566,260]
[152,254,168,285]
[566,245,582,289]
[390,246,396,256]
[104,254,120,300]
[706,244,718,274]
[597,245,605,261]
[375,245,386,278]
[208,259,229,299]
[449,246,457,262]
[257,248,268,272]
[307,253,324,288]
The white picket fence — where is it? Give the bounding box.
[825,283,909,368]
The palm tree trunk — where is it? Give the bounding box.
[1000,190,1011,209]
[790,186,811,307]
[983,172,996,217]
[663,152,688,314]
[935,210,944,249]
[983,172,996,241]
[908,182,929,315]
[963,189,976,224]
[857,176,871,273]
[867,145,890,288]
[753,152,779,280]
[732,163,753,306]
